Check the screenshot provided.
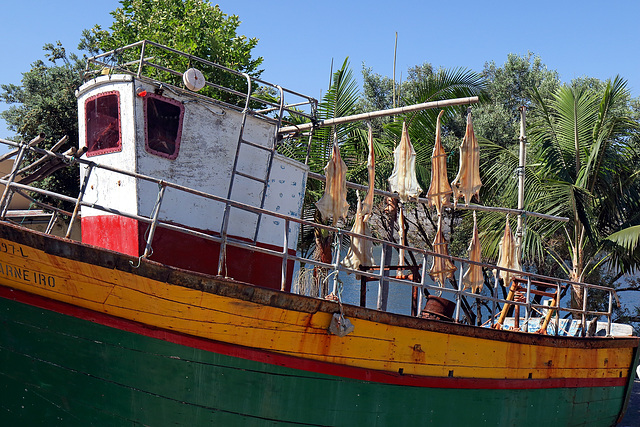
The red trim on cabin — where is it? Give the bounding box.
[0,285,629,391]
[81,215,294,291]
[142,224,294,292]
[82,215,139,257]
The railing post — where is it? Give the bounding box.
[555,286,561,335]
[581,285,588,337]
[217,203,231,277]
[66,164,94,239]
[137,41,146,77]
[241,73,252,113]
[524,276,532,332]
[377,243,387,311]
[0,143,28,219]
[304,130,314,165]
[491,269,499,328]
[45,211,59,234]
[454,261,463,323]
[280,219,290,291]
[331,230,343,295]
[417,256,428,317]
[141,183,166,258]
[607,290,613,336]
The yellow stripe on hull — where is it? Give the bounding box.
[0,237,634,382]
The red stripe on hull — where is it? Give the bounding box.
[0,285,628,391]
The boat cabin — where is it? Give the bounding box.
[76,73,308,290]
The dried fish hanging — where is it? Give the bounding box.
[429,216,457,286]
[451,109,482,207]
[495,215,523,327]
[426,110,453,216]
[315,140,349,226]
[342,196,375,273]
[362,122,375,222]
[343,126,376,273]
[462,211,483,293]
[397,204,407,278]
[388,121,422,202]
[494,215,521,287]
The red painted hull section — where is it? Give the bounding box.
[82,215,139,257]
[81,215,294,291]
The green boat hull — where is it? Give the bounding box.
[0,293,629,426]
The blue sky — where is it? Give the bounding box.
[2,0,640,140]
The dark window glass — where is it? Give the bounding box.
[145,95,183,159]
[85,92,121,156]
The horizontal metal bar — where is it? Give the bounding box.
[86,40,317,115]
[240,139,273,151]
[233,171,267,183]
[279,96,479,134]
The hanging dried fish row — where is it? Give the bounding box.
[426,110,453,216]
[429,217,457,286]
[462,211,483,293]
[388,121,422,203]
[315,142,349,226]
[451,109,482,207]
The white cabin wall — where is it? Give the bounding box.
[134,82,235,235]
[257,154,308,250]
[77,75,139,220]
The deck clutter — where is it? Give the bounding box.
[0,40,637,426]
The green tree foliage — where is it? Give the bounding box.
[474,53,560,148]
[102,0,261,73]
[360,62,436,130]
[87,0,263,104]
[480,76,640,308]
[0,43,85,201]
[1,0,262,201]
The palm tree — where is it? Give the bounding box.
[480,76,640,309]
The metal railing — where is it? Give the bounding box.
[83,40,318,128]
[0,138,621,337]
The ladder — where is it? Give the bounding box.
[217,85,285,276]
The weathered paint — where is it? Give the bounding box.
[81,214,295,290]
[0,285,631,427]
[81,215,139,257]
[0,223,637,386]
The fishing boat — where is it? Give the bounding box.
[0,40,637,426]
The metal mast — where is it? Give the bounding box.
[516,106,527,257]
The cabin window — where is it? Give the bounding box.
[144,94,184,159]
[85,92,122,157]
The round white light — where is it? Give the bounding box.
[183,68,206,91]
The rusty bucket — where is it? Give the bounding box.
[421,296,455,321]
